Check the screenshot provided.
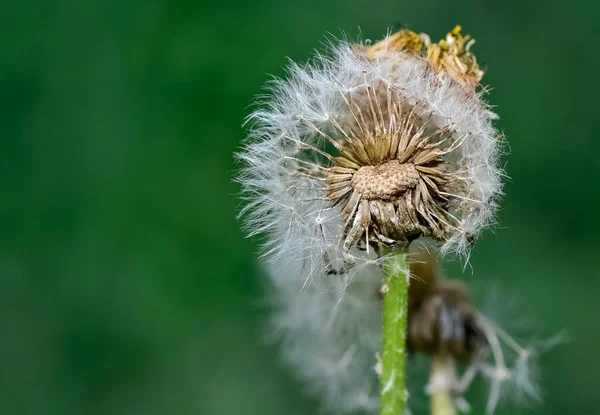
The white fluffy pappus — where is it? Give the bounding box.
[237,33,504,276]
[264,254,383,413]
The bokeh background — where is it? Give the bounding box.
[1,0,598,414]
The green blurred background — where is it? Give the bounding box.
[1,0,598,414]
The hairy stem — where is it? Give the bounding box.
[430,355,457,415]
[380,249,410,415]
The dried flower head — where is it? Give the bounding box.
[319,94,474,256]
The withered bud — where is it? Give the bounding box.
[407,250,487,361]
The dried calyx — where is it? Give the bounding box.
[300,26,491,258]
[320,95,467,254]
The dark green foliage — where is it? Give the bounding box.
[0,1,597,414]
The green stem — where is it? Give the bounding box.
[380,249,410,415]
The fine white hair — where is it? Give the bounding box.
[238,35,503,276]
[265,255,383,413]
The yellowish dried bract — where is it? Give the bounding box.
[365,29,424,58]
[367,25,484,87]
[427,25,484,86]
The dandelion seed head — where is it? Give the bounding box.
[238,26,503,284]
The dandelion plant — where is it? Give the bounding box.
[237,25,549,415]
